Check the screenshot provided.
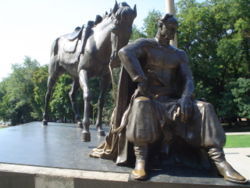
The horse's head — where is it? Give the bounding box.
[109,1,137,68]
[111,2,137,36]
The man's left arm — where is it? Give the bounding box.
[178,50,194,123]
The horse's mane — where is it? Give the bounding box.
[115,3,134,21]
[72,2,134,30]
[102,2,132,20]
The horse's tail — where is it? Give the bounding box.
[51,38,59,56]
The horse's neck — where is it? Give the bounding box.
[92,18,113,48]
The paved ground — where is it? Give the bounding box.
[221,132,250,180]
[224,147,250,180]
[226,132,250,135]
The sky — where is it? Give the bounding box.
[0,0,166,81]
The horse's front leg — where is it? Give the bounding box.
[79,69,91,142]
[95,73,111,136]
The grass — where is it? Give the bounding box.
[225,135,250,148]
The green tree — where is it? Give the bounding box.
[130,25,146,41]
[231,78,250,118]
[130,10,162,41]
[177,0,250,119]
[143,10,162,38]
[0,57,40,124]
[0,79,9,121]
[32,65,48,120]
[49,74,73,122]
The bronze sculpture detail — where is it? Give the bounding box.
[43,2,137,142]
[90,14,247,184]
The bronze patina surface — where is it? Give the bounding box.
[43,2,136,142]
[90,14,247,184]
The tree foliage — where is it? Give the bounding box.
[177,0,250,118]
[0,57,40,124]
[1,1,249,125]
[143,10,162,38]
[49,74,73,122]
[130,25,146,41]
[0,57,113,125]
[32,65,48,119]
[131,10,162,40]
[231,78,250,118]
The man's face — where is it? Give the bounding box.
[160,22,178,40]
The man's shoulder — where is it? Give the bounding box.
[170,46,187,59]
[170,46,186,55]
[129,38,158,48]
[173,47,188,63]
[133,38,156,43]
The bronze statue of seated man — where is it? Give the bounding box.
[90,14,247,184]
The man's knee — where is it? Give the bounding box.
[196,101,215,112]
[126,97,160,145]
[195,100,225,148]
[132,97,152,114]
[134,96,151,103]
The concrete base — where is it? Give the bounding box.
[1,163,250,188]
[0,122,249,188]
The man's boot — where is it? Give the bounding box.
[208,148,247,184]
[131,145,148,180]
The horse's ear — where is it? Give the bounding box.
[112,1,119,14]
[133,4,137,17]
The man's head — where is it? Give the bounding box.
[157,14,178,41]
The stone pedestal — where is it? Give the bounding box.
[0,122,249,188]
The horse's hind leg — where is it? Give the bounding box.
[69,78,82,128]
[95,73,111,136]
[79,69,91,142]
[43,66,61,125]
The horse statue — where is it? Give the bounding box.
[42,1,137,142]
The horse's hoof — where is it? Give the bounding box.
[98,130,105,136]
[82,131,91,142]
[77,121,83,128]
[42,120,48,126]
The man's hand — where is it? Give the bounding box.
[137,81,148,96]
[178,96,193,123]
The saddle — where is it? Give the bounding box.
[63,21,94,54]
[64,26,83,41]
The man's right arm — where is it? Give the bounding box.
[118,39,150,83]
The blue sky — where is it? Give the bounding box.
[0,0,167,81]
